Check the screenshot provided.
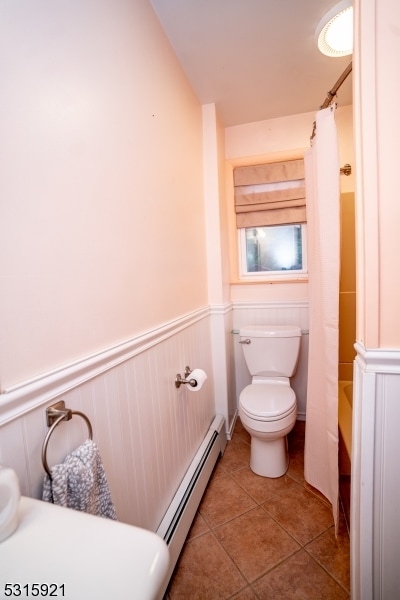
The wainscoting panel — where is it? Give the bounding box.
[232,301,309,419]
[0,309,215,532]
[209,305,237,436]
[352,344,400,599]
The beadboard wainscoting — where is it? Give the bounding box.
[232,301,309,420]
[209,304,237,437]
[0,308,218,532]
[352,344,400,599]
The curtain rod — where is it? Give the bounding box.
[310,61,353,141]
[320,61,352,109]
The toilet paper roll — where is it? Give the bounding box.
[187,368,207,392]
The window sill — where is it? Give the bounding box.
[230,277,308,285]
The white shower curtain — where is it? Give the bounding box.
[304,106,340,531]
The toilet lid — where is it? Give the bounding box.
[240,384,296,421]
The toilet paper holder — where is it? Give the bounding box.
[175,366,197,388]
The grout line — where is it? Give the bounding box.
[168,423,350,598]
[302,545,351,595]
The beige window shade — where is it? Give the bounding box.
[234,159,306,228]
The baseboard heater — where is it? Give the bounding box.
[157,414,226,594]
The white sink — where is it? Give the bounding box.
[0,497,170,600]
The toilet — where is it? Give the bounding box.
[238,325,301,478]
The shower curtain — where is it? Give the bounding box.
[304,106,340,531]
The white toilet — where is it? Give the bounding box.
[238,325,301,478]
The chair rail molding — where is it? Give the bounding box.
[0,306,211,426]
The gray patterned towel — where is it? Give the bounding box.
[42,439,117,520]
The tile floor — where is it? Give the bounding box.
[165,418,350,599]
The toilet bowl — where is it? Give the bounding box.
[238,325,301,478]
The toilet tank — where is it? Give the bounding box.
[239,325,301,377]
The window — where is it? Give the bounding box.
[233,158,307,280]
[239,224,307,279]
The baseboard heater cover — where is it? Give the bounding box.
[157,414,226,593]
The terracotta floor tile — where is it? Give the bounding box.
[214,506,300,582]
[235,430,251,445]
[217,436,250,474]
[228,586,258,599]
[166,419,350,599]
[199,474,256,528]
[233,419,251,445]
[211,459,229,479]
[232,466,296,505]
[252,549,350,599]
[306,515,350,592]
[263,484,334,545]
[167,531,246,600]
[287,448,305,483]
[186,511,210,541]
[288,419,306,443]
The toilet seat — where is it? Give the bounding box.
[239,383,296,422]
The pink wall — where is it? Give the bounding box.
[0,0,208,389]
[354,0,400,348]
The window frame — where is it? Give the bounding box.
[238,223,308,281]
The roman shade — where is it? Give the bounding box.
[233,158,306,228]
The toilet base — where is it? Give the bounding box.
[250,435,289,478]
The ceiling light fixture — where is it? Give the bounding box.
[316,0,353,57]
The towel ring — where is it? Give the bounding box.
[42,400,93,478]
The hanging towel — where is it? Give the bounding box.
[42,439,117,520]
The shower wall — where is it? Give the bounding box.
[339,192,356,381]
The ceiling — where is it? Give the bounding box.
[149,0,353,127]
